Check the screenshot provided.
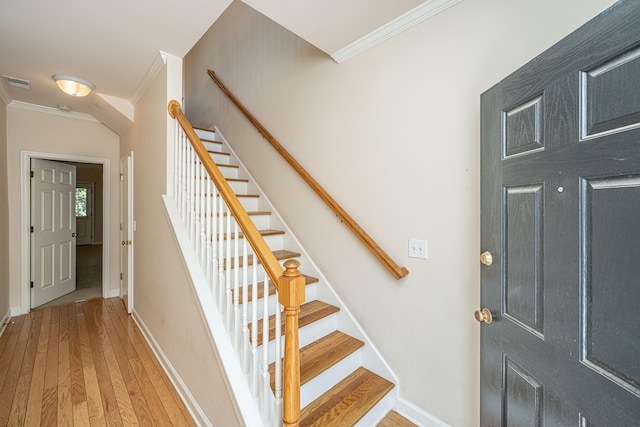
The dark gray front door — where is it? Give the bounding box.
[480,1,640,425]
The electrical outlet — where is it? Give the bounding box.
[409,238,427,259]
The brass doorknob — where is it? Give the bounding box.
[127,240,132,245]
[480,251,493,266]
[72,232,78,237]
[474,308,493,324]
[122,241,126,245]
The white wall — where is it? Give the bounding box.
[0,99,9,326]
[120,55,241,426]
[184,0,617,425]
[6,104,120,313]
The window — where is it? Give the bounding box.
[75,187,88,217]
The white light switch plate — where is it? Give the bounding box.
[409,238,427,259]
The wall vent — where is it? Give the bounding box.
[2,75,31,89]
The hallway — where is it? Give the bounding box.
[39,244,103,309]
[0,298,196,426]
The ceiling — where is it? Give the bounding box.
[0,0,458,134]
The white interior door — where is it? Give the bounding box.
[120,152,134,313]
[75,182,94,245]
[31,159,77,308]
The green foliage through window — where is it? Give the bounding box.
[76,188,88,217]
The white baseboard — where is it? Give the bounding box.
[131,309,212,427]
[396,396,450,427]
[0,307,11,337]
[10,306,27,317]
[104,287,120,299]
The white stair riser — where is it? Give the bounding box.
[259,312,338,364]
[227,180,248,194]
[215,233,283,251]
[217,166,239,179]
[237,283,318,323]
[246,214,271,230]
[210,152,231,164]
[202,140,223,151]
[195,129,218,140]
[300,350,363,408]
[354,391,394,427]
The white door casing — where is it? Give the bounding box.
[31,159,77,308]
[20,152,111,316]
[120,152,134,313]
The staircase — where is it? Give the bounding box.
[190,126,417,426]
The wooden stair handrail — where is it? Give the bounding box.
[207,70,409,280]
[169,100,305,426]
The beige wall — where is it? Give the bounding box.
[184,0,617,425]
[6,105,120,312]
[121,56,241,426]
[0,99,9,321]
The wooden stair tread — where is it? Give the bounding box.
[224,250,300,270]
[216,229,284,241]
[300,367,395,427]
[234,275,318,302]
[269,331,364,392]
[377,411,419,427]
[207,149,230,156]
[251,300,340,346]
[193,126,215,132]
[217,163,239,169]
[216,193,259,198]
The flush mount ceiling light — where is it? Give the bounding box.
[52,74,95,97]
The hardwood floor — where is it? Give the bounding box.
[0,297,196,426]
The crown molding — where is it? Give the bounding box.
[9,100,98,122]
[331,0,462,64]
[130,50,168,106]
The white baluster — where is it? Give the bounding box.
[173,122,179,200]
[260,273,271,422]
[242,238,249,373]
[177,130,184,211]
[218,196,225,313]
[194,160,202,257]
[274,301,282,427]
[199,164,207,266]
[233,222,240,350]
[203,175,210,282]
[251,260,259,397]
[225,205,232,331]
[188,146,196,241]
[181,133,188,222]
[211,183,218,300]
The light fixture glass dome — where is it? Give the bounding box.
[52,75,95,97]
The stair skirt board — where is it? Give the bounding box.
[161,126,445,426]
[163,194,264,427]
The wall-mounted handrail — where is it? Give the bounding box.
[169,100,304,426]
[207,70,409,280]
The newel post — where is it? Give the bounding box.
[278,259,306,427]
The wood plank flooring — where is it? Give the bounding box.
[0,297,196,426]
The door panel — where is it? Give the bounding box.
[480,1,640,425]
[31,159,77,307]
[582,175,640,395]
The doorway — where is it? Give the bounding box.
[21,151,111,313]
[37,163,104,308]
